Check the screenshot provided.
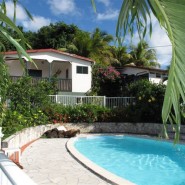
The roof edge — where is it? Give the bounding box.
[117,65,168,73]
[4,49,95,63]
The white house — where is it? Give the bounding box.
[4,49,95,95]
[117,65,168,84]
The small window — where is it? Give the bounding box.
[76,66,88,74]
[149,72,156,77]
[156,73,161,78]
[28,69,42,77]
[66,69,69,79]
[162,74,168,77]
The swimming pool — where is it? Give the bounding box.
[73,135,185,185]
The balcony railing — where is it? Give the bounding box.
[10,76,72,92]
[49,95,136,109]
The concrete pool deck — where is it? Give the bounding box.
[67,137,134,185]
[21,138,111,185]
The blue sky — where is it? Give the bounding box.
[6,0,172,68]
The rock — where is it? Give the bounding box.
[58,130,65,138]
[43,128,80,138]
[64,129,80,138]
[45,128,58,138]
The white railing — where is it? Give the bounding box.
[49,95,106,107]
[106,97,135,109]
[49,95,135,109]
[0,152,36,185]
[0,167,13,185]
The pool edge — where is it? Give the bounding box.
[66,135,135,185]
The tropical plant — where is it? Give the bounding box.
[43,104,111,123]
[31,22,79,49]
[61,30,92,57]
[129,41,160,67]
[91,0,185,141]
[89,28,113,65]
[0,55,9,127]
[109,45,132,67]
[62,28,113,65]
[125,79,166,123]
[90,64,122,96]
[0,0,33,127]
[7,76,57,113]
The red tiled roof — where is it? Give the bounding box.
[4,49,95,63]
[117,65,168,73]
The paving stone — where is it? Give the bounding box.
[21,138,110,185]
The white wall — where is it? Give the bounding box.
[27,60,49,77]
[6,60,24,76]
[27,60,72,78]
[71,60,92,93]
[52,62,72,79]
[122,67,167,84]
[149,77,162,84]
[149,72,164,84]
[5,51,93,93]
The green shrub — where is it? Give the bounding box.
[124,80,166,123]
[2,109,49,139]
[43,104,111,123]
[89,64,122,96]
[7,76,57,113]
[2,77,54,138]
[2,110,25,138]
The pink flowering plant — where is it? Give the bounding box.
[98,66,120,82]
[90,64,122,96]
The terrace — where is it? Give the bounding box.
[10,76,72,92]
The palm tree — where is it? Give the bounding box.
[62,31,92,57]
[116,0,185,141]
[91,0,184,141]
[65,28,114,66]
[109,45,131,67]
[129,41,160,68]
[89,28,114,65]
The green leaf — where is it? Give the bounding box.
[91,0,96,12]
[0,26,33,63]
[116,0,185,142]
[0,11,26,48]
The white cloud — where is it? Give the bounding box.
[5,1,27,21]
[97,0,110,7]
[47,0,77,15]
[97,10,119,21]
[22,16,51,32]
[5,1,51,32]
[147,15,172,68]
[124,14,172,68]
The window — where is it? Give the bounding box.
[156,73,161,78]
[28,69,42,77]
[162,74,168,77]
[76,66,88,74]
[66,69,69,79]
[149,72,156,77]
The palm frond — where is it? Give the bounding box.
[91,0,96,12]
[156,0,185,142]
[116,0,151,40]
[116,0,185,142]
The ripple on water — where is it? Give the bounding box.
[75,136,185,185]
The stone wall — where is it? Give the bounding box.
[64,122,185,139]
[2,122,185,150]
[2,124,60,149]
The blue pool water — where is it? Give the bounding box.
[74,136,185,185]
